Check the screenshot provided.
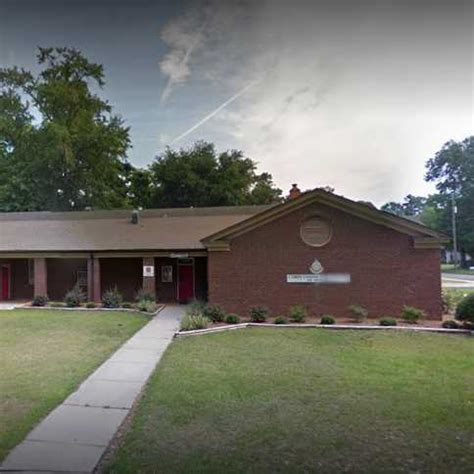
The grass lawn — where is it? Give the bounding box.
[106,329,474,473]
[442,264,474,275]
[0,309,149,462]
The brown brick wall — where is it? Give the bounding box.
[101,258,142,301]
[47,259,87,301]
[208,202,442,320]
[1,259,34,300]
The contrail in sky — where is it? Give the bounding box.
[169,80,259,145]
[160,21,208,103]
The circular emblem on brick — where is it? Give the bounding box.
[309,259,324,274]
[300,217,332,247]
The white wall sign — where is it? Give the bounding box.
[286,273,351,284]
[170,253,189,259]
[143,265,155,277]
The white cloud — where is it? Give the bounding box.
[158,8,207,102]
[158,0,473,205]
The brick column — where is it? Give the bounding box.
[92,257,101,303]
[34,258,48,297]
[142,257,156,300]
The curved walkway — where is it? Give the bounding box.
[0,305,184,473]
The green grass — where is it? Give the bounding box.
[442,264,474,275]
[0,309,149,461]
[106,329,474,473]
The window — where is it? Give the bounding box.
[161,265,173,283]
[76,270,87,289]
[300,216,332,247]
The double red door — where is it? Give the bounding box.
[178,264,194,303]
[1,265,10,300]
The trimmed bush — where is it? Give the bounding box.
[188,299,206,314]
[64,284,86,308]
[121,302,133,309]
[137,300,158,313]
[50,302,65,308]
[203,304,226,323]
[274,316,288,324]
[348,304,368,322]
[249,306,268,323]
[320,315,335,325]
[85,302,97,309]
[32,295,48,307]
[180,313,210,331]
[135,289,155,302]
[455,293,474,323]
[442,319,460,329]
[102,287,123,308]
[288,305,307,323]
[225,313,240,324]
[443,289,468,314]
[401,305,425,324]
[379,317,397,326]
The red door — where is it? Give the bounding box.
[178,264,193,303]
[1,266,10,300]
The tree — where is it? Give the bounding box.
[426,137,474,261]
[381,194,427,216]
[148,141,282,208]
[0,47,131,211]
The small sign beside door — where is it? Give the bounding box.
[143,265,155,277]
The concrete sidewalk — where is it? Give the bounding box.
[0,305,184,473]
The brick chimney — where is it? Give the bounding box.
[288,183,301,200]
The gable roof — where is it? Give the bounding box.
[201,188,449,250]
[0,205,271,253]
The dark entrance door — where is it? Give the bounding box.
[178,263,193,303]
[1,265,10,300]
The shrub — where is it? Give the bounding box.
[401,305,425,324]
[188,299,206,314]
[348,304,368,322]
[50,302,65,308]
[102,287,123,308]
[137,300,158,313]
[85,302,97,309]
[180,313,210,331]
[32,295,48,307]
[135,289,155,302]
[121,302,133,309]
[274,315,287,324]
[249,306,268,323]
[455,293,474,323]
[288,305,307,323]
[379,317,397,326]
[320,315,335,325]
[461,321,474,330]
[225,313,240,324]
[64,284,86,308]
[442,319,460,329]
[443,289,468,314]
[203,304,226,323]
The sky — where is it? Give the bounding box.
[0,0,472,205]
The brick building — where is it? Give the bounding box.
[0,188,447,319]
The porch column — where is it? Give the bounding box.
[142,257,156,300]
[87,256,101,302]
[34,258,48,297]
[92,257,101,303]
